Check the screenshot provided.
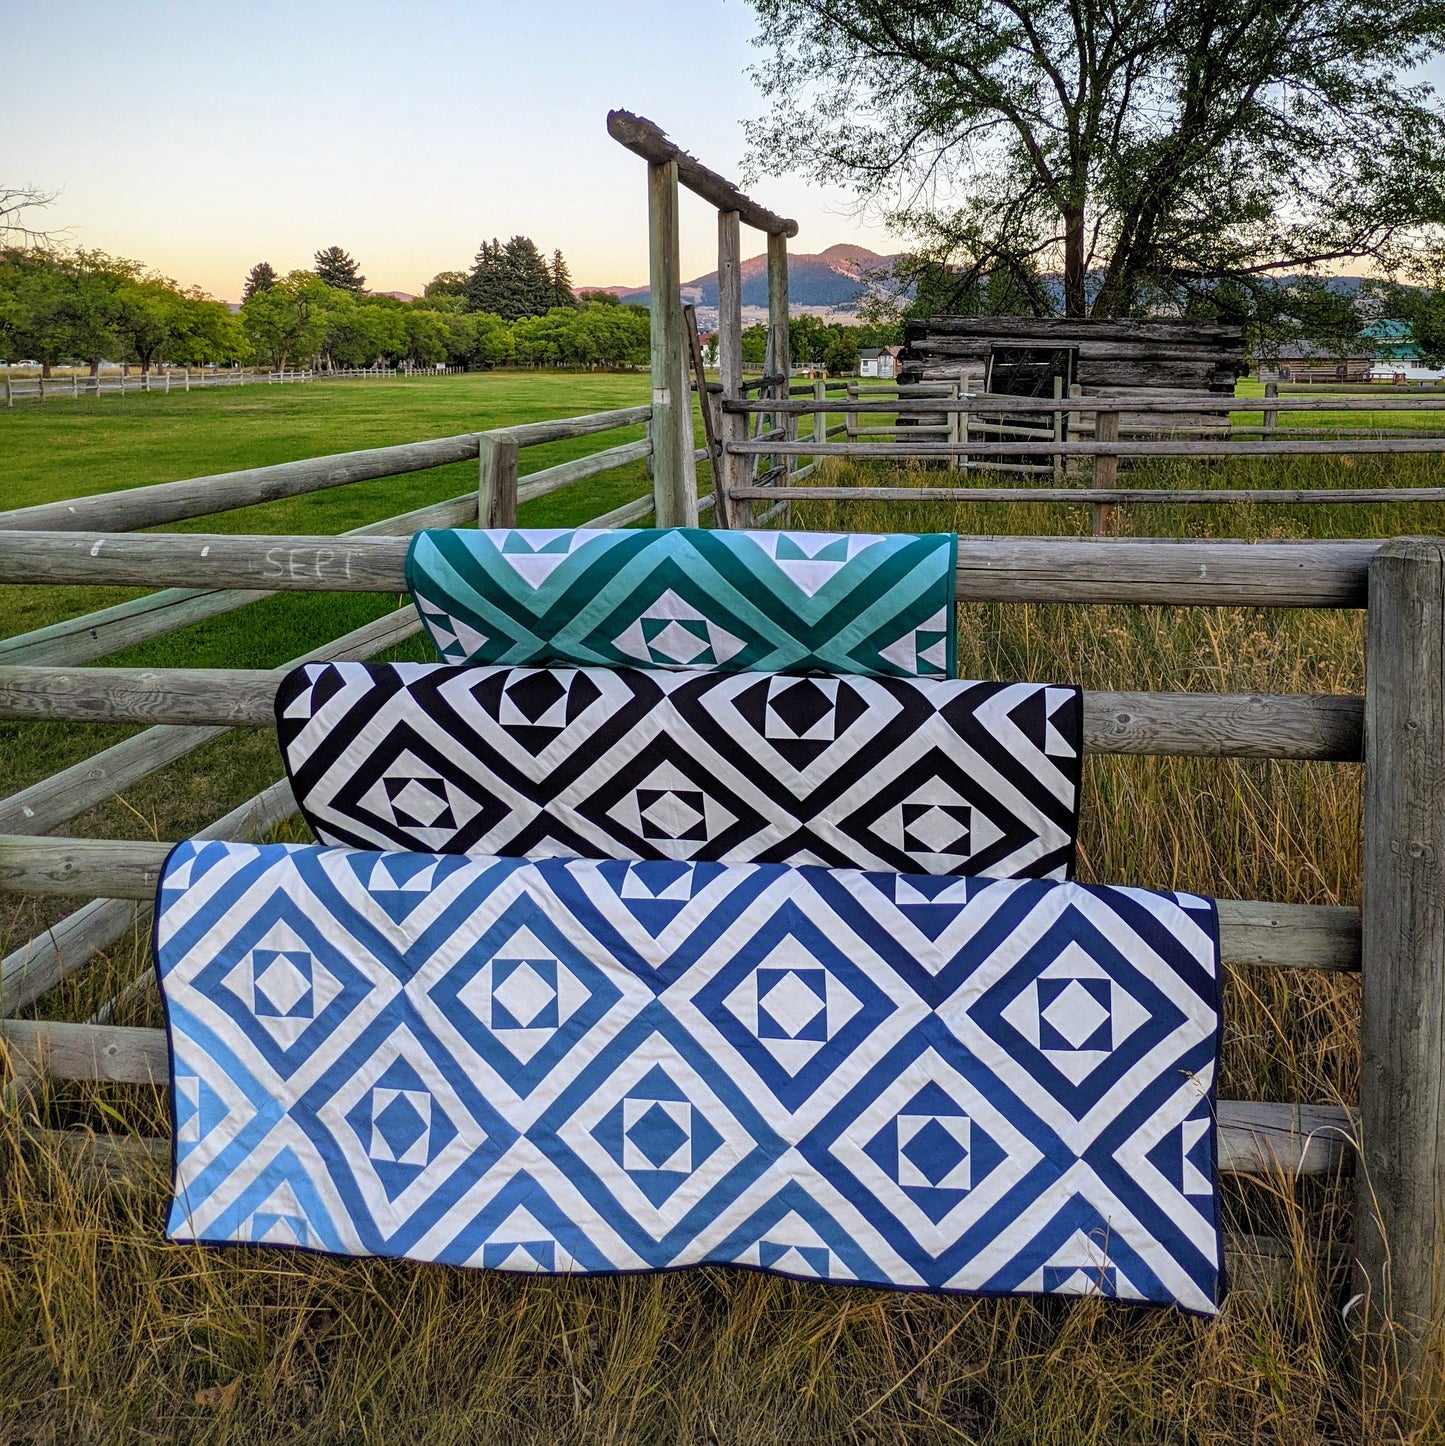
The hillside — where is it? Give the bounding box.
[598,242,896,314]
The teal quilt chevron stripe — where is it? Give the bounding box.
[405,528,958,678]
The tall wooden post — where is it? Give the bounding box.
[717,209,747,527]
[478,433,519,528]
[1263,379,1278,433]
[648,158,696,528]
[767,232,792,490]
[1360,539,1445,1412]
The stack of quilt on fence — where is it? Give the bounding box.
[154,527,1224,1315]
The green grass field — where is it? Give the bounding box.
[1,372,1442,1442]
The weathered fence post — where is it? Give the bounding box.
[717,208,747,528]
[1093,405,1119,536]
[1052,375,1065,483]
[4,376,11,409]
[813,375,828,469]
[767,231,792,491]
[1264,379,1278,433]
[647,156,695,528]
[1360,537,1445,1412]
[477,433,519,529]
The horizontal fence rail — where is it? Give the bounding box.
[729,438,1445,460]
[732,484,1445,507]
[0,835,1362,975]
[0,1018,1354,1178]
[0,533,1378,606]
[0,668,1365,761]
[726,395,1445,415]
[0,490,478,669]
[0,435,484,534]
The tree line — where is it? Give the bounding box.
[0,237,653,375]
[0,248,240,376]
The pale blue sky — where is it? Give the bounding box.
[6,3,1444,301]
[2,0,886,300]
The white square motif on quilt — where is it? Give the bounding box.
[220,921,342,1047]
[611,589,746,668]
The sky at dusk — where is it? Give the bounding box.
[3,0,891,302]
[9,3,1445,303]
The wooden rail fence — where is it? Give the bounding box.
[3,367,314,405]
[2,363,470,406]
[0,106,1440,1424]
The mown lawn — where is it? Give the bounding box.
[2,375,1443,1442]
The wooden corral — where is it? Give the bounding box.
[4,111,1445,1427]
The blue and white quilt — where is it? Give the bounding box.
[155,841,1223,1313]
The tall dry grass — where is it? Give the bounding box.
[3,453,1443,1442]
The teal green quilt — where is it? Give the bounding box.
[405,528,958,677]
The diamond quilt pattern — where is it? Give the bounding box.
[156,842,1223,1314]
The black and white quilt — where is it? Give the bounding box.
[276,662,1083,879]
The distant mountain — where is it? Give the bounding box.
[596,243,897,314]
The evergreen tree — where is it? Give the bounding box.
[549,249,577,309]
[313,246,365,292]
[464,236,557,320]
[242,261,277,301]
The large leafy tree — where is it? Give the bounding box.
[313,246,365,292]
[745,0,1445,317]
[240,271,333,369]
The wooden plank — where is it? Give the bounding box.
[648,157,695,529]
[0,532,413,591]
[726,438,1445,459]
[1358,539,1445,1396]
[0,1028,1356,1182]
[716,209,745,528]
[496,406,651,447]
[903,316,1244,344]
[0,837,171,898]
[1216,1101,1355,1176]
[606,110,797,236]
[0,602,419,835]
[0,836,1362,970]
[0,435,481,534]
[1094,408,1120,536]
[0,725,229,835]
[685,304,725,526]
[1084,690,1362,759]
[1,1020,168,1084]
[0,670,1364,760]
[0,490,476,669]
[766,233,793,496]
[478,433,519,528]
[1,899,145,1018]
[0,530,1377,607]
[724,395,1445,415]
[586,494,657,530]
[949,537,1373,608]
[515,440,652,506]
[0,778,298,1015]
[1217,900,1360,972]
[729,485,1445,506]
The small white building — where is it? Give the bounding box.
[858,346,902,379]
